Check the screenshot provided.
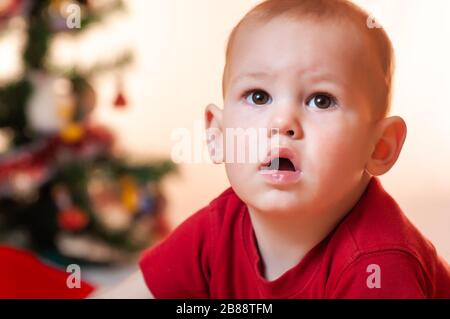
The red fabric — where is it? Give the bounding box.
[0,246,95,299]
[139,177,450,298]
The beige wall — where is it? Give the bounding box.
[86,0,450,261]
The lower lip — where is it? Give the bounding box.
[258,169,302,185]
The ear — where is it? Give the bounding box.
[205,103,224,164]
[366,116,407,176]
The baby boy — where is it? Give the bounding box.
[100,0,450,298]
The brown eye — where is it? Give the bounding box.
[246,90,271,105]
[307,93,335,109]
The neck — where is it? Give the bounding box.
[247,176,371,281]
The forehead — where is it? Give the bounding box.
[227,17,375,88]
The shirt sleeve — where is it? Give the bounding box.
[329,250,429,298]
[139,206,213,298]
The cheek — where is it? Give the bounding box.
[222,107,272,162]
[305,118,373,174]
[225,163,242,181]
[224,163,257,203]
[224,103,268,129]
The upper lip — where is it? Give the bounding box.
[259,147,300,171]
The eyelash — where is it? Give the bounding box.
[242,89,339,109]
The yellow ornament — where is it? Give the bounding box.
[120,176,139,214]
[60,123,85,143]
[49,0,65,14]
[57,101,75,123]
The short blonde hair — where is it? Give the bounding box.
[222,0,395,117]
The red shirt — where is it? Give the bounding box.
[139,177,450,298]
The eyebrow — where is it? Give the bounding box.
[230,72,271,86]
[230,71,348,92]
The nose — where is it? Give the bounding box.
[268,102,303,139]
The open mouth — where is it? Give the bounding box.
[261,157,296,171]
[258,148,301,184]
[259,147,300,172]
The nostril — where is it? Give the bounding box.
[270,128,295,137]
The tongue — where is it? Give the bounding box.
[267,157,295,171]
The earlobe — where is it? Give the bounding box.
[366,116,407,176]
[204,104,224,164]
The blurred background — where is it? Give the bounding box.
[0,0,449,296]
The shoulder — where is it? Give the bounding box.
[332,178,436,262]
[327,249,429,298]
[138,187,245,298]
[325,178,442,297]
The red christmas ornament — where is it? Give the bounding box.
[113,76,127,108]
[58,207,89,232]
[114,92,127,108]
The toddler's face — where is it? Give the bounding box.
[219,18,385,214]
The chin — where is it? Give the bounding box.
[249,189,306,215]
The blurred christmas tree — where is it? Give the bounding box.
[0,0,176,265]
